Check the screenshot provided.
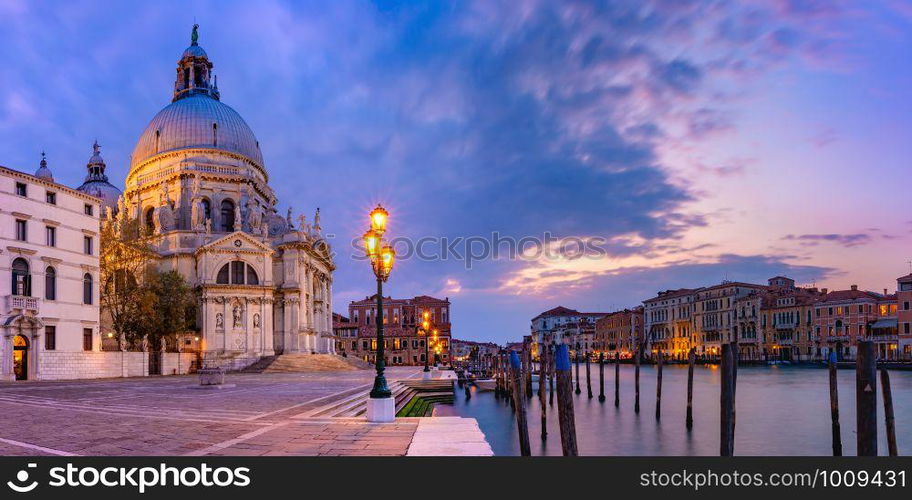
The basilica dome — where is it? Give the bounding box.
[128,26,263,175]
[130,94,263,170]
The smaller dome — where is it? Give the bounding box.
[75,141,122,216]
[182,44,208,59]
[34,152,53,181]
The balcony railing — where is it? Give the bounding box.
[6,295,39,313]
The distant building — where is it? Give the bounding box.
[332,313,358,355]
[814,285,897,360]
[594,307,644,359]
[451,338,499,363]
[1,163,102,381]
[529,306,609,360]
[344,295,452,366]
[753,277,824,361]
[693,281,768,357]
[643,288,697,358]
[896,274,912,359]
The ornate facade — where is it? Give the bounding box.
[110,26,335,365]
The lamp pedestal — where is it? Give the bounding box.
[366,396,396,423]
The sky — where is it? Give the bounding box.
[1,0,911,344]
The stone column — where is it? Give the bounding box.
[0,331,13,381]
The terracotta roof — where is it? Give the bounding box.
[897,273,912,283]
[819,289,886,303]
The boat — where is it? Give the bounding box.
[474,379,496,391]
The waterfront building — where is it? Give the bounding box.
[754,277,824,361]
[332,312,358,355]
[693,281,768,357]
[812,285,897,360]
[1,162,102,381]
[642,289,697,358]
[530,306,608,360]
[897,274,912,359]
[112,27,335,367]
[450,339,499,363]
[345,295,452,366]
[594,307,644,358]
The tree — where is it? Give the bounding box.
[100,215,156,349]
[144,270,198,351]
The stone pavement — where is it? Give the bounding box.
[0,367,492,456]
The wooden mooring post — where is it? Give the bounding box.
[731,341,738,438]
[549,344,555,407]
[856,341,877,456]
[575,352,581,395]
[634,343,641,414]
[509,351,531,456]
[614,351,620,407]
[828,351,842,456]
[524,348,533,399]
[585,353,593,399]
[598,353,605,403]
[720,342,735,456]
[880,367,898,456]
[539,344,548,440]
[554,344,578,456]
[655,351,663,421]
[686,348,695,430]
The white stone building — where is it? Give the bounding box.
[110,26,335,368]
[0,161,102,381]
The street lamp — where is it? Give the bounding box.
[421,310,431,372]
[364,204,396,422]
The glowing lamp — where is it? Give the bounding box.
[370,204,389,234]
[363,230,381,260]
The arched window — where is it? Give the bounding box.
[144,207,155,231]
[83,273,93,305]
[45,266,56,300]
[220,199,235,232]
[11,258,30,296]
[201,198,211,220]
[215,261,259,285]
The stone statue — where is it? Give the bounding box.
[286,207,293,227]
[234,201,242,232]
[205,218,212,234]
[232,304,242,328]
[157,184,175,232]
[253,313,261,328]
[215,312,224,330]
[246,197,262,235]
[313,208,321,233]
[297,214,309,234]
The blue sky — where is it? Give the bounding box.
[1,0,911,343]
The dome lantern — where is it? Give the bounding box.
[173,24,219,102]
[76,141,122,216]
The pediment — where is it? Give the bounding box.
[196,231,273,255]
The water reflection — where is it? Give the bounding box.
[451,364,910,456]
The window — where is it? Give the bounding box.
[45,267,56,300]
[45,326,56,350]
[904,302,910,311]
[83,328,93,351]
[216,261,259,285]
[220,199,235,231]
[905,323,910,334]
[84,203,94,216]
[144,207,154,230]
[15,219,26,241]
[15,182,26,196]
[83,273,93,304]
[46,191,56,204]
[84,236,93,255]
[46,226,56,247]
[11,258,30,296]
[201,199,211,220]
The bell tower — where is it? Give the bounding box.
[173,24,220,102]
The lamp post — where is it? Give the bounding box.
[363,205,396,422]
[421,310,431,372]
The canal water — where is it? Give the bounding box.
[449,364,912,456]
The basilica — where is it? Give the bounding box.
[100,26,336,366]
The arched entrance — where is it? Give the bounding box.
[13,335,29,381]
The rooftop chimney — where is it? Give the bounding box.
[821,288,828,295]
[884,288,888,296]
[851,284,858,291]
